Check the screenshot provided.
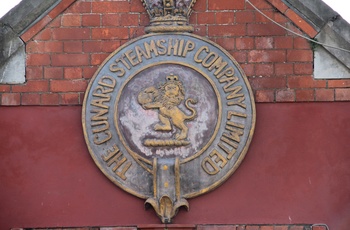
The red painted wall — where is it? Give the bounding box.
[1,0,350,229]
[1,103,349,230]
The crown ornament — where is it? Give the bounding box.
[141,0,197,33]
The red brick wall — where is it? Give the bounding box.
[1,0,350,105]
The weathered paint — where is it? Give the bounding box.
[0,103,349,229]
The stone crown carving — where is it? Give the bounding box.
[141,0,196,33]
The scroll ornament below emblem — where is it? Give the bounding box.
[138,74,196,222]
[82,0,256,224]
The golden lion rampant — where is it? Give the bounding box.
[138,74,197,141]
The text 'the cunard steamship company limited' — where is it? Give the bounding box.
[82,0,256,223]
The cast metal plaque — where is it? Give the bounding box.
[82,0,255,223]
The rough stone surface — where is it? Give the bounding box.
[283,0,350,79]
[316,20,350,69]
[0,38,25,84]
[314,46,350,79]
[0,0,60,84]
[1,0,59,34]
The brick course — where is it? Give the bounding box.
[16,224,328,230]
[0,0,349,105]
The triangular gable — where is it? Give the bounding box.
[19,0,322,42]
[1,0,350,104]
[17,0,350,72]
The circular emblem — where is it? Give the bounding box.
[82,32,255,212]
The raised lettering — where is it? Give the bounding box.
[103,144,131,180]
[109,64,125,77]
[202,156,220,175]
[218,142,236,160]
[144,40,159,57]
[182,40,195,57]
[93,131,112,145]
[93,86,112,97]
[209,57,228,75]
[202,51,219,68]
[202,149,228,175]
[135,45,151,63]
[125,49,139,66]
[219,76,239,90]
[228,111,247,119]
[167,38,179,56]
[227,96,246,109]
[92,120,110,134]
[115,55,131,70]
[216,66,234,79]
[99,76,116,89]
[226,120,245,129]
[103,144,120,161]
[91,97,110,109]
[226,86,243,99]
[91,109,108,121]
[178,39,185,56]
[194,46,209,63]
[220,135,238,149]
[224,122,244,144]
[209,149,228,168]
[156,39,167,55]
